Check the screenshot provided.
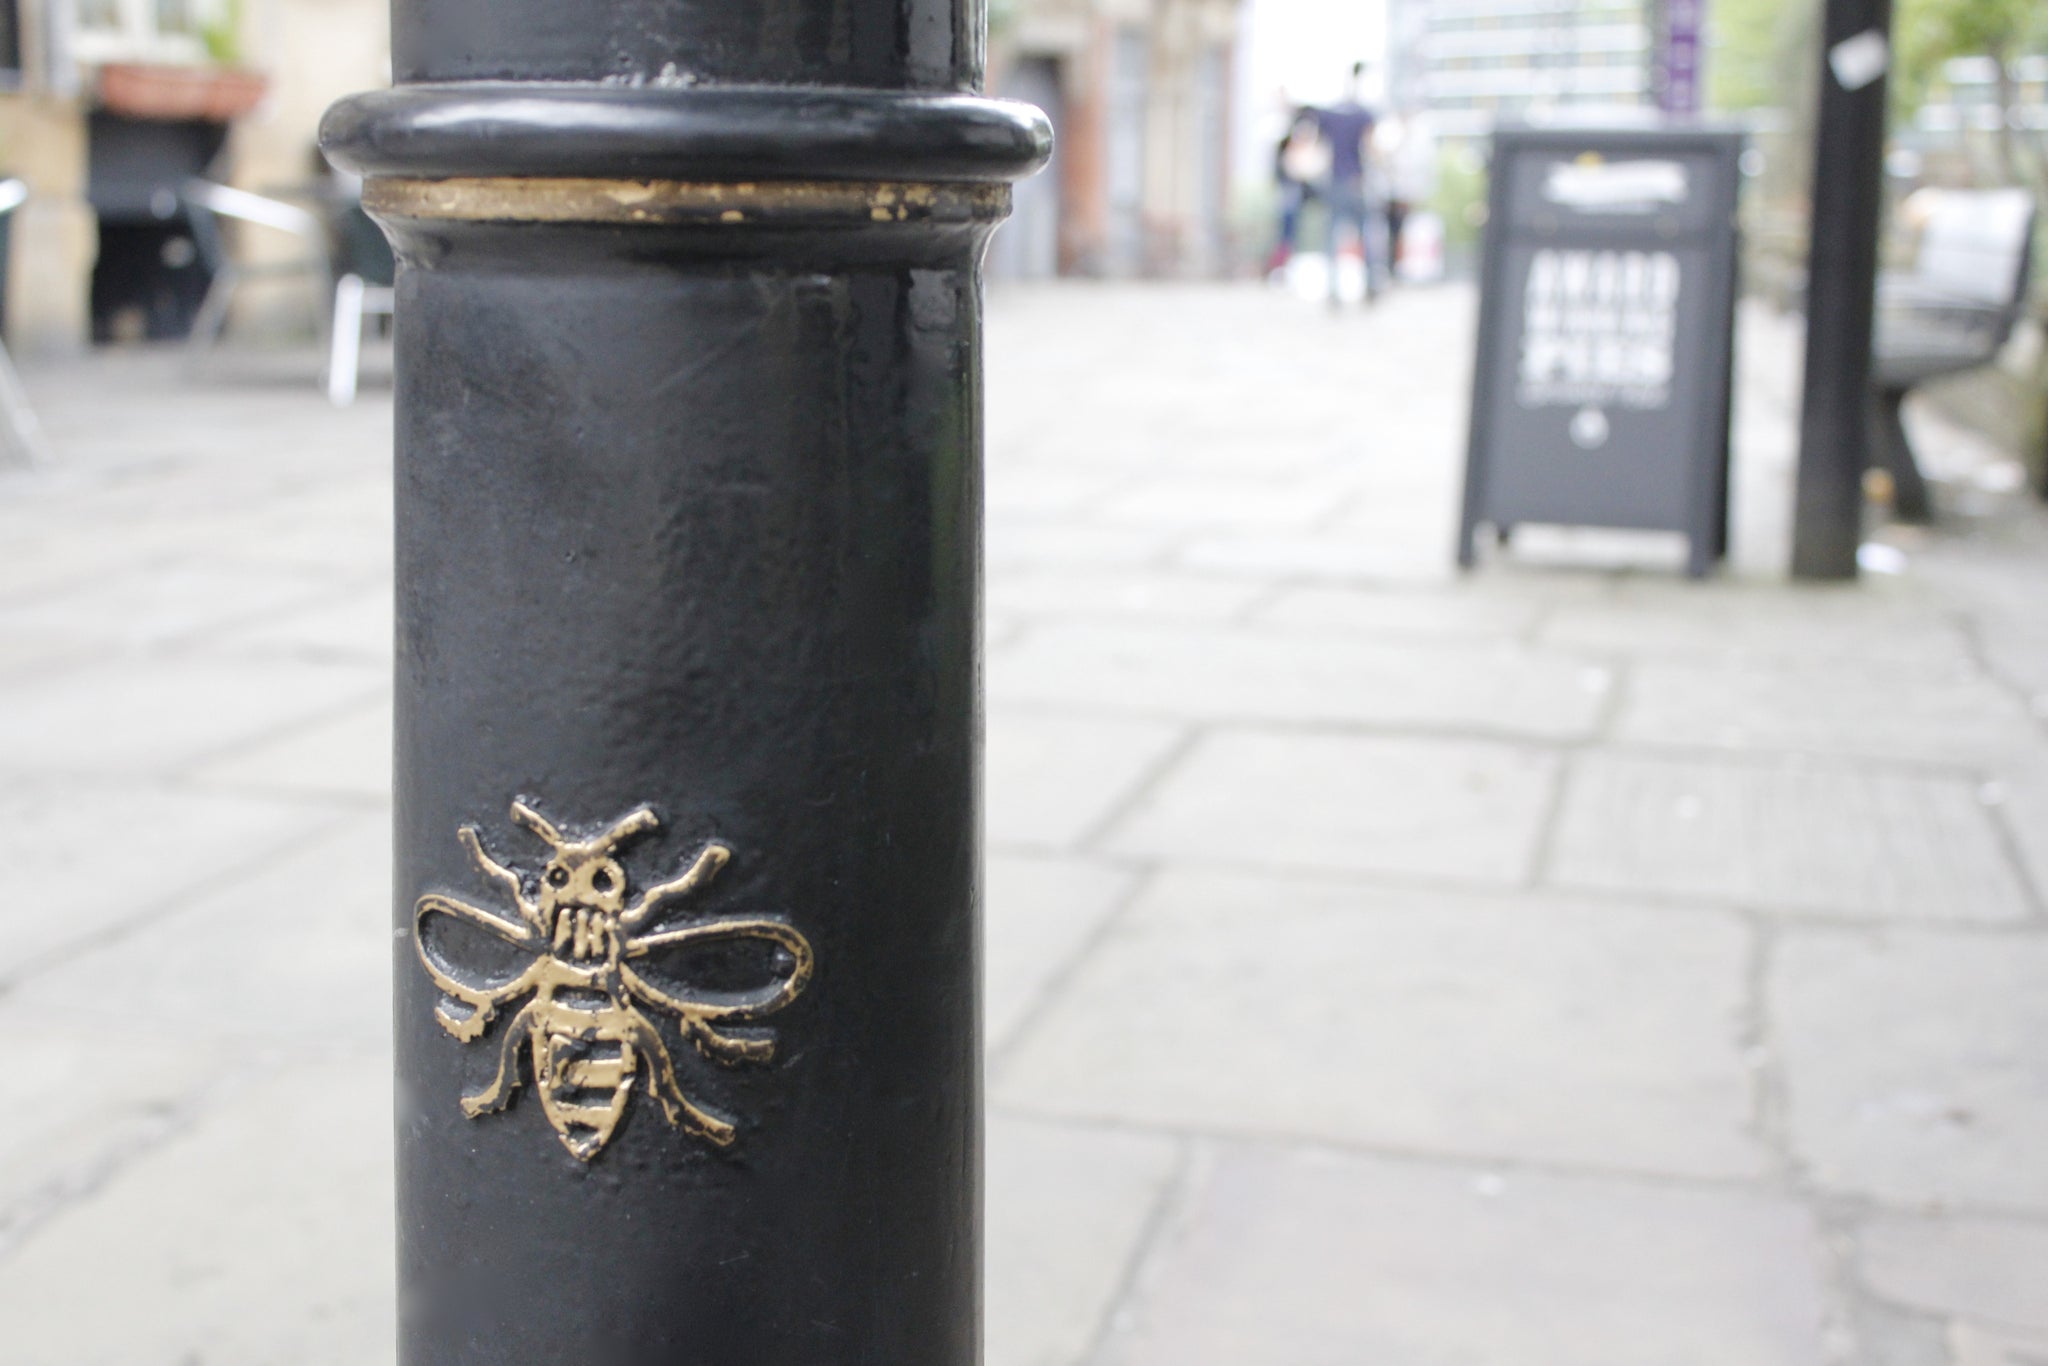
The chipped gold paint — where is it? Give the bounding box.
[365,176,1009,225]
[414,799,813,1161]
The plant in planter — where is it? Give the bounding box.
[97,0,267,123]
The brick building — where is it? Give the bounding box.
[991,0,1242,279]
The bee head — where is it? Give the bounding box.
[510,799,666,924]
[539,849,628,915]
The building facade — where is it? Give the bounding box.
[990,0,1240,278]
[0,0,387,355]
[0,0,1238,344]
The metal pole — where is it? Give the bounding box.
[322,5,1047,1359]
[1790,0,1891,579]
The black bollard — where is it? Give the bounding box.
[321,2,1048,1359]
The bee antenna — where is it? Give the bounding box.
[598,806,663,853]
[508,799,568,851]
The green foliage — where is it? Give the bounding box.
[1893,0,2048,189]
[1430,145,1487,249]
[987,0,1017,45]
[1707,0,1823,113]
[1708,0,1791,110]
[1898,0,2040,71]
[1894,0,2048,107]
[200,0,243,66]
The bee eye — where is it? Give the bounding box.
[591,868,614,893]
[547,867,569,887]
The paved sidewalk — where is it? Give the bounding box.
[0,285,2044,1365]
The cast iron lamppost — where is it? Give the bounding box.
[322,1,1048,1358]
[1792,0,1892,578]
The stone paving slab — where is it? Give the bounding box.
[1991,760,2048,904]
[0,527,170,600]
[1945,1321,2048,1366]
[0,811,390,1050]
[1615,658,2043,767]
[145,484,393,581]
[1250,583,1548,642]
[987,711,1184,850]
[1976,624,2048,698]
[0,1057,394,1366]
[0,632,99,683]
[1549,751,2035,922]
[191,696,393,801]
[1096,1143,1829,1366]
[986,464,1131,518]
[1102,730,1558,885]
[1175,528,1459,583]
[1770,927,2048,1212]
[988,568,1266,625]
[0,813,388,1245]
[1540,586,1976,668]
[1857,1213,2048,1335]
[211,584,393,661]
[0,559,343,651]
[987,1116,1179,1366]
[0,654,384,777]
[1090,474,1351,530]
[0,777,332,973]
[0,1027,229,1239]
[996,869,1765,1179]
[988,521,1184,571]
[992,620,1611,739]
[987,854,1139,1051]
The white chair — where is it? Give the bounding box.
[1872,187,2036,521]
[324,198,397,405]
[181,178,333,357]
[181,178,397,405]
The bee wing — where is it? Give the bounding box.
[622,917,814,1047]
[414,893,544,1041]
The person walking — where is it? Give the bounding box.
[1315,62,1380,307]
[1267,108,1328,278]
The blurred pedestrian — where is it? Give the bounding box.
[1267,109,1329,278]
[1375,111,1437,283]
[1315,62,1381,307]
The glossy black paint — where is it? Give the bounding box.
[324,0,1046,1357]
[389,218,987,1366]
[395,0,981,89]
[324,86,1049,184]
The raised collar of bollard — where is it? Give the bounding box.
[321,84,1052,239]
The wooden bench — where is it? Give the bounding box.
[1871,187,2036,521]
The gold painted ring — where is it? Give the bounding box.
[363,176,1012,226]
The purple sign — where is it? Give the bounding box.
[1658,0,1704,115]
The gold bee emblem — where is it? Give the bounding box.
[413,799,813,1161]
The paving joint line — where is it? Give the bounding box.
[988,1101,2048,1232]
[1076,1133,1197,1366]
[985,860,1162,1075]
[0,803,364,995]
[162,681,391,780]
[988,696,2009,782]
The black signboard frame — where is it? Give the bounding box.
[1457,126,1744,578]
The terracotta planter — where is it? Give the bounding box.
[98,63,269,123]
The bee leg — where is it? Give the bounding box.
[681,1015,775,1066]
[458,825,542,934]
[433,997,496,1043]
[460,1002,537,1118]
[618,1009,737,1147]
